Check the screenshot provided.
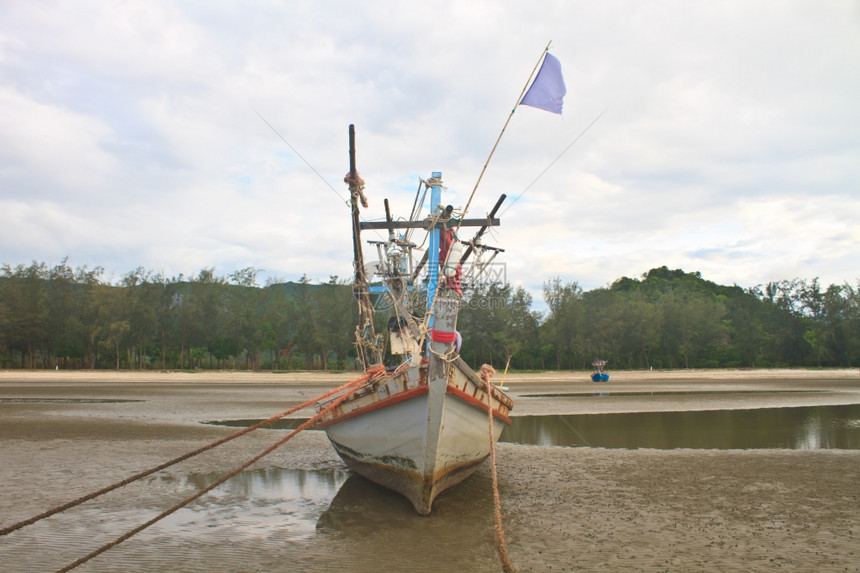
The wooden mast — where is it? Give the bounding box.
[347,124,381,366]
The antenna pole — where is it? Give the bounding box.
[457,41,552,231]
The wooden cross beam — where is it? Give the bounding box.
[360,217,500,231]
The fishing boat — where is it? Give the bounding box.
[591,359,610,382]
[315,125,514,515]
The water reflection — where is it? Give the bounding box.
[175,463,497,565]
[208,404,860,450]
[188,467,349,499]
[314,473,502,570]
[187,466,349,499]
[154,467,351,541]
[501,404,860,450]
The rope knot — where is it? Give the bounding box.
[479,364,496,388]
[344,171,368,208]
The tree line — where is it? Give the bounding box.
[458,266,860,370]
[1,261,858,371]
[0,260,354,370]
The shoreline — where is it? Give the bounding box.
[1,366,857,385]
[1,374,858,571]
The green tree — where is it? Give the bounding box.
[261,282,299,369]
[93,283,130,369]
[2,263,49,367]
[540,278,584,369]
[616,290,661,369]
[121,267,158,369]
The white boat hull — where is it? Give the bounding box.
[316,358,513,514]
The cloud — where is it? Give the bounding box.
[0,88,118,198]
[1,0,858,301]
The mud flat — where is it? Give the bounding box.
[1,369,858,572]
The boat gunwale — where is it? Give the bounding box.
[314,369,513,428]
[445,383,513,425]
[314,383,430,429]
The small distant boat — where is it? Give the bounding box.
[591,359,609,382]
[315,125,514,515]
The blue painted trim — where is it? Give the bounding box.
[426,172,442,329]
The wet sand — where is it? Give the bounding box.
[1,369,859,572]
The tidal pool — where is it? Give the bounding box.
[158,468,351,541]
[501,404,860,450]
[210,404,860,450]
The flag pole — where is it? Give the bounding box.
[457,41,552,231]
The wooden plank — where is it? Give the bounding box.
[360,218,500,230]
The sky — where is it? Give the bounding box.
[2,1,859,307]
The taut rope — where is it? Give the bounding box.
[481,361,515,573]
[0,370,380,538]
[54,365,384,572]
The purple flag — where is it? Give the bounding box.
[520,53,566,114]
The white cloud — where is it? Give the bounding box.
[1,0,858,297]
[0,89,118,197]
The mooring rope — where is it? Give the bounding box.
[1,368,383,538]
[480,361,514,573]
[54,365,384,572]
